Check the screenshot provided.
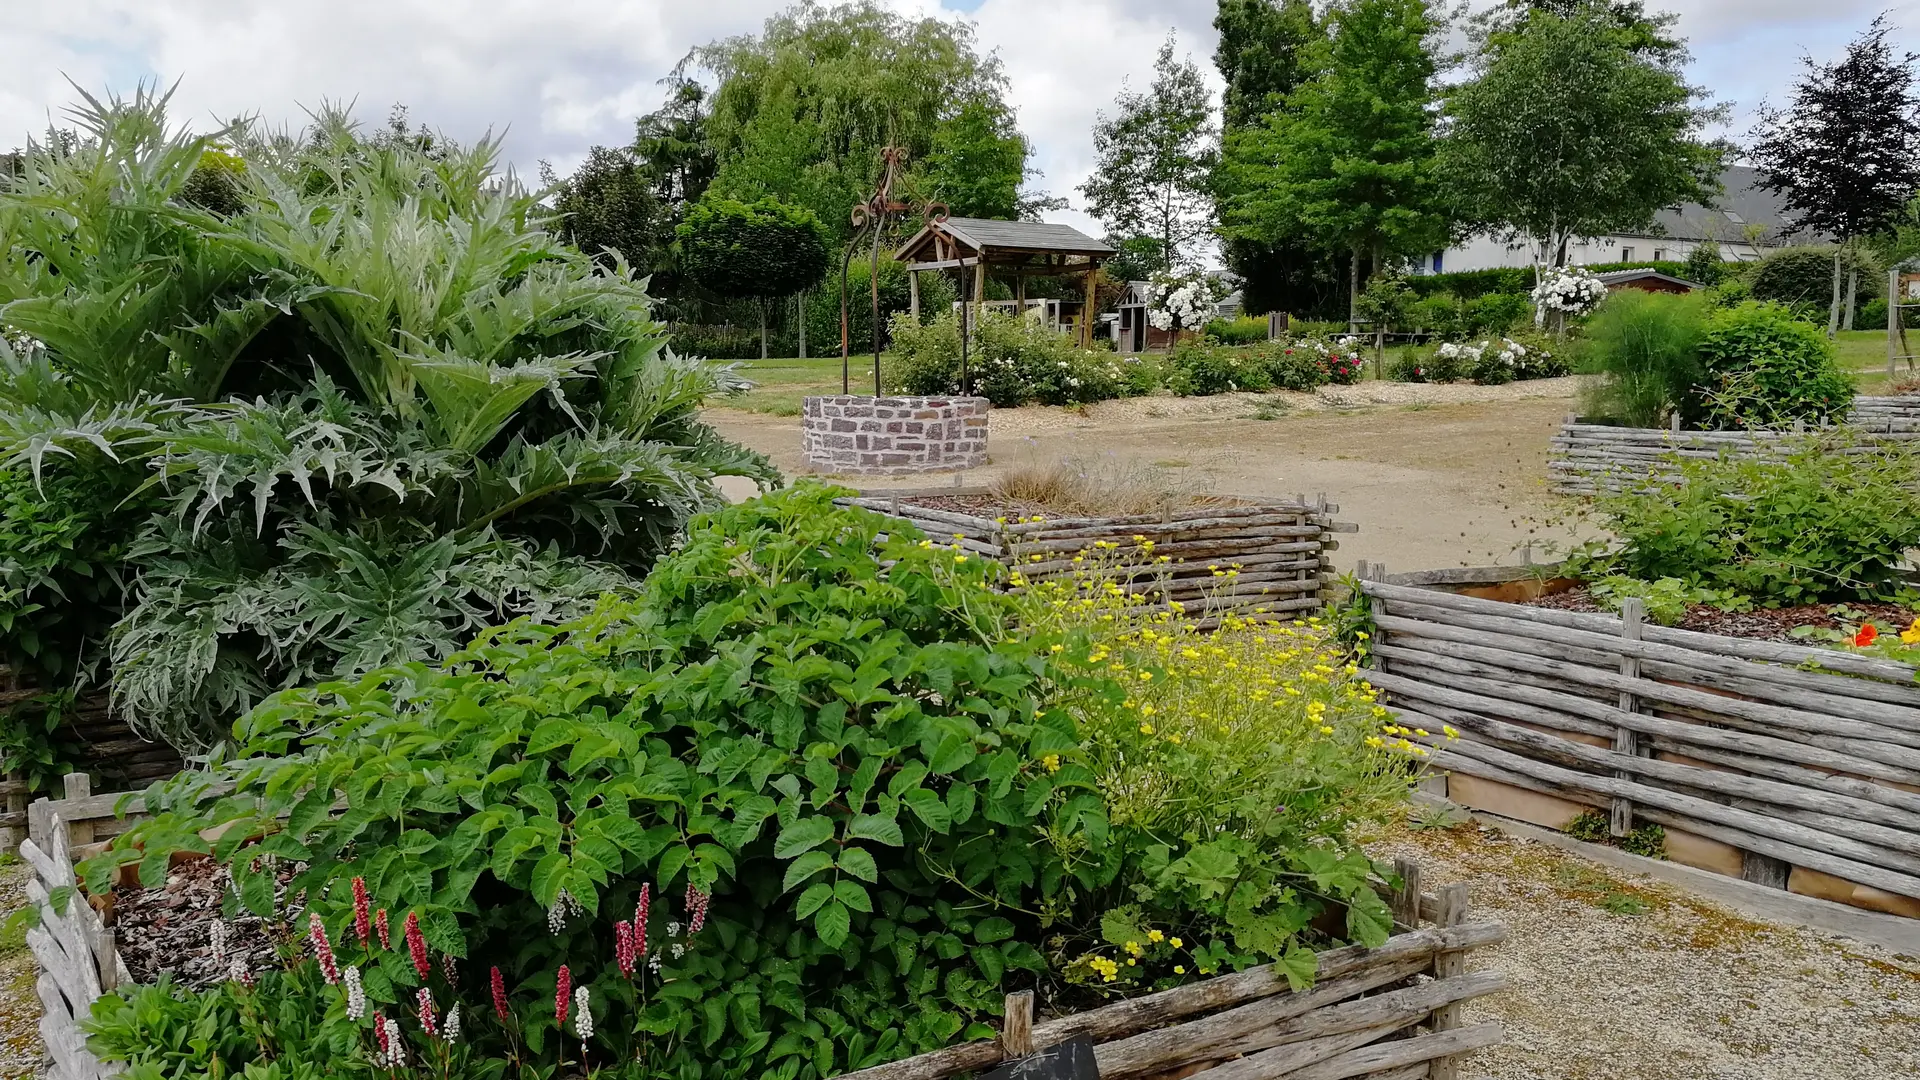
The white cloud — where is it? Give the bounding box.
[5,0,1920,252]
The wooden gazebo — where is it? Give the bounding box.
[893,217,1116,346]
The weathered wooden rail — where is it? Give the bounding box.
[1359,569,1920,918]
[845,488,1356,620]
[1547,395,1920,493]
[836,859,1503,1080]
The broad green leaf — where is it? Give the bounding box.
[814,899,852,947]
[796,881,833,918]
[837,847,878,882]
[847,813,903,847]
[833,879,872,913]
[773,816,836,859]
[782,850,835,892]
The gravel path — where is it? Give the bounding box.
[0,860,42,1079]
[1375,820,1920,1080]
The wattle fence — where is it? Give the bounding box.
[1358,571,1920,919]
[1548,395,1920,494]
[846,489,1356,622]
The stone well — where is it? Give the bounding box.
[802,395,988,475]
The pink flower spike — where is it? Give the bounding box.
[306,910,341,985]
[635,883,651,957]
[491,966,510,1021]
[351,877,371,945]
[615,920,637,977]
[686,883,710,936]
[404,911,430,981]
[376,909,391,951]
[417,987,438,1037]
[555,965,572,1025]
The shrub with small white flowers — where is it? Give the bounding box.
[1531,265,1608,317]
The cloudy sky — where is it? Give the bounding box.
[4,0,1918,241]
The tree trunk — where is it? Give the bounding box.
[760,299,769,360]
[1844,270,1858,332]
[1348,246,1361,335]
[1371,240,1386,380]
[798,290,808,359]
[1828,248,1844,339]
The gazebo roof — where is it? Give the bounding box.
[895,217,1115,263]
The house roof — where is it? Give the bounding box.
[895,216,1116,261]
[1627,165,1795,245]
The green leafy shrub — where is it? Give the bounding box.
[1747,246,1877,313]
[1203,316,1271,345]
[83,488,1411,1080]
[1464,293,1531,336]
[1694,302,1854,429]
[1167,340,1273,394]
[1681,243,1726,287]
[1576,443,1920,604]
[1389,344,1468,383]
[670,322,796,360]
[1409,293,1467,339]
[1586,575,1751,626]
[1562,810,1666,858]
[888,310,1150,406]
[1576,290,1708,427]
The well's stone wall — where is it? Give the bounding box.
[802,395,988,475]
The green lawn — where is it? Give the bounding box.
[726,356,868,415]
[1836,329,1919,394]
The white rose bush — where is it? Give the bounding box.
[1148,271,1226,334]
[1531,266,1608,318]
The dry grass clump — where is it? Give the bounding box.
[990,452,1231,517]
[1889,371,1920,396]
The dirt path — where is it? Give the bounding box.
[707,385,1581,572]
[0,860,41,1079]
[1373,821,1920,1080]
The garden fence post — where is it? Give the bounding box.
[1610,598,1644,838]
[63,772,94,847]
[1428,882,1471,1080]
[1389,857,1422,930]
[1891,268,1901,382]
[1000,990,1035,1058]
[1364,562,1389,675]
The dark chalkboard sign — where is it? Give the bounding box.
[981,1035,1101,1080]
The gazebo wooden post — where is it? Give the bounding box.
[974,260,987,331]
[1081,265,1099,348]
[908,271,920,322]
[1014,271,1026,322]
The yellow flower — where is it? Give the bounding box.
[1139,723,1155,735]
[1031,554,1044,562]
[1173,965,1186,975]
[1319,725,1335,735]
[1166,733,1183,745]
[1443,725,1459,739]
[954,555,968,563]
[1365,736,1384,748]
[1147,929,1164,943]
[1170,937,1183,948]
[1413,728,1429,737]
[1041,754,1061,774]
[1904,617,1920,645]
[1050,644,1064,653]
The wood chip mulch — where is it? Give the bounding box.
[113,856,293,990]
[1522,587,1917,644]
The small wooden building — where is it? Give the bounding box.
[893,218,1115,346]
[1595,268,1702,295]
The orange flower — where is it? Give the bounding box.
[1855,624,1879,647]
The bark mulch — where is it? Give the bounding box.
[113,855,291,990]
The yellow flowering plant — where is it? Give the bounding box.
[1017,549,1419,992]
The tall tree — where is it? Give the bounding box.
[698,2,1034,242]
[1441,0,1724,280]
[678,196,831,358]
[1212,0,1344,316]
[1220,0,1450,330]
[547,146,658,271]
[1750,16,1920,335]
[1081,34,1218,276]
[924,99,1027,220]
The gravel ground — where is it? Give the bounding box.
[1374,820,1920,1080]
[0,860,42,1079]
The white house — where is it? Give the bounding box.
[1414,165,1793,275]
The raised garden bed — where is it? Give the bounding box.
[846,487,1356,621]
[1547,396,1920,494]
[1358,565,1920,920]
[1522,586,1916,645]
[19,782,1507,1080]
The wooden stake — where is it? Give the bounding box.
[1001,990,1035,1057]
[1428,883,1471,1080]
[1390,858,1423,930]
[62,773,93,847]
[1611,597,1643,838]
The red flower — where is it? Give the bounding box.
[686,883,710,936]
[555,966,572,1025]
[374,1010,390,1056]
[352,877,371,946]
[404,912,430,981]
[491,966,510,1021]
[376,909,391,951]
[1856,624,1879,647]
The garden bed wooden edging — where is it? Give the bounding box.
[20,779,1505,1080]
[844,489,1357,621]
[1359,567,1920,919]
[1547,396,1920,494]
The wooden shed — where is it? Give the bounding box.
[1595,269,1702,295]
[894,217,1115,346]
